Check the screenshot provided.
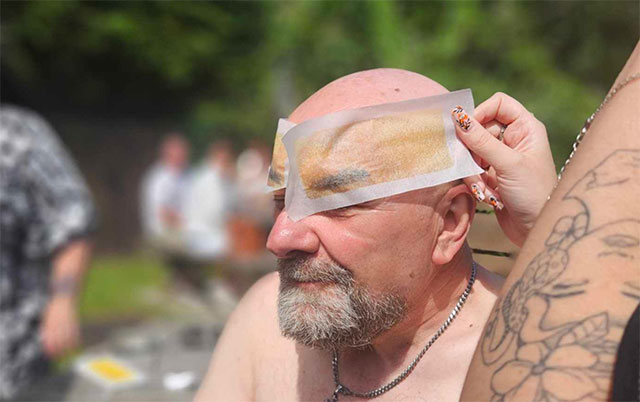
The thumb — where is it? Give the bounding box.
[451,106,519,173]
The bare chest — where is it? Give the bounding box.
[253,343,334,402]
[253,340,474,402]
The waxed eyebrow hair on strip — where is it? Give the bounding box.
[294,110,453,199]
[308,169,370,194]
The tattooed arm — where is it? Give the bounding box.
[461,41,640,401]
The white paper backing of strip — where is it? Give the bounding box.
[265,118,296,192]
[282,89,483,221]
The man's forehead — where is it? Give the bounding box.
[289,69,448,124]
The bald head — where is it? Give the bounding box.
[289,68,448,124]
[285,68,462,210]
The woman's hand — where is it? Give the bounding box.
[451,93,557,247]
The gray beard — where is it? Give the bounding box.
[277,256,407,350]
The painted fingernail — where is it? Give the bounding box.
[488,195,504,211]
[451,106,472,131]
[471,184,485,201]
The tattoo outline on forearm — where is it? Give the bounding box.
[480,149,640,402]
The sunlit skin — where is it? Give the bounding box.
[196,68,504,402]
[270,183,479,356]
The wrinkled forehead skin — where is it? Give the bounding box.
[284,68,452,205]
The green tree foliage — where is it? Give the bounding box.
[1,1,637,164]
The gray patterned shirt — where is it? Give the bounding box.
[0,105,96,399]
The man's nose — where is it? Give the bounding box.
[266,210,320,258]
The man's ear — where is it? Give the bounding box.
[432,184,475,265]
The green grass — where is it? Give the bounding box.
[79,254,169,323]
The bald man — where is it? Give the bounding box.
[196,69,504,401]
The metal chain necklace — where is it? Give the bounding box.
[325,261,477,402]
[555,72,640,185]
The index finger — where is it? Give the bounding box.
[474,92,529,126]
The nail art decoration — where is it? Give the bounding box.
[488,195,504,210]
[471,184,485,201]
[452,105,472,130]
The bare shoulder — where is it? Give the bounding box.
[218,271,281,343]
[441,264,504,342]
[239,271,280,319]
[195,272,282,401]
[222,271,282,345]
[473,264,505,299]
[449,265,505,358]
[459,264,504,334]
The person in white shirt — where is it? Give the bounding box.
[140,133,190,253]
[182,141,235,261]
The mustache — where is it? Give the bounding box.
[277,257,353,285]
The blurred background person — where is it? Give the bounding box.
[180,140,237,306]
[140,133,190,253]
[0,105,96,399]
[231,142,273,261]
[183,140,236,263]
[140,133,198,296]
